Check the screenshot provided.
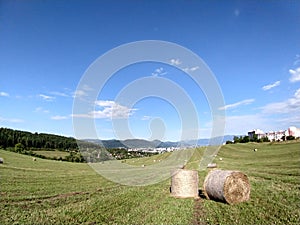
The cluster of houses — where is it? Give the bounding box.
[128,146,183,154]
[248,126,300,142]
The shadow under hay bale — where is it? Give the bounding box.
[170,169,199,198]
[203,169,250,204]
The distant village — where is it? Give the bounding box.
[127,146,186,154]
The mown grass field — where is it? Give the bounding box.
[1,141,299,224]
[32,150,70,158]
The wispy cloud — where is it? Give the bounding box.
[289,67,300,83]
[151,67,167,76]
[141,115,152,120]
[39,94,55,101]
[262,80,280,91]
[224,114,268,135]
[294,54,300,66]
[0,116,24,123]
[169,58,199,73]
[72,100,136,119]
[261,88,300,114]
[73,84,93,99]
[183,66,199,73]
[34,107,49,113]
[73,90,88,98]
[50,91,70,97]
[51,115,68,120]
[170,58,181,66]
[276,114,300,124]
[219,99,255,110]
[0,91,9,97]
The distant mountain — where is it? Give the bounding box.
[84,135,236,149]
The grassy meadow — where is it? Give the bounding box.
[0,141,299,224]
[31,150,70,159]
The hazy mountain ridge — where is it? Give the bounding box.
[84,135,235,149]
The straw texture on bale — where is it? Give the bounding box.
[170,169,199,198]
[203,169,250,204]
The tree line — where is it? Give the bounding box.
[0,128,158,163]
[0,127,78,150]
[226,134,296,144]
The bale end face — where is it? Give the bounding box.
[223,171,250,204]
[170,169,199,198]
[203,169,250,204]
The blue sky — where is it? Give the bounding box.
[1,0,300,141]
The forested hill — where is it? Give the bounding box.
[0,127,78,150]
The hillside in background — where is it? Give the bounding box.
[0,127,236,150]
[85,135,236,149]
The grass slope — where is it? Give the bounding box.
[32,150,70,158]
[1,141,299,224]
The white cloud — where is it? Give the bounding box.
[39,94,55,101]
[34,107,49,113]
[94,100,136,119]
[141,116,152,120]
[169,58,200,73]
[170,58,181,66]
[72,100,136,119]
[73,90,87,98]
[289,67,300,83]
[50,91,69,97]
[219,99,255,110]
[261,88,300,114]
[224,114,267,135]
[0,116,24,123]
[203,114,269,136]
[0,91,9,97]
[183,66,199,73]
[294,54,300,66]
[51,115,68,120]
[262,80,280,91]
[73,84,94,99]
[276,114,300,124]
[151,67,167,76]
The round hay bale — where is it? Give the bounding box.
[0,157,3,164]
[170,169,199,198]
[203,169,250,204]
[207,163,217,168]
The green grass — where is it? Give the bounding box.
[32,150,69,158]
[1,141,299,224]
[200,141,300,225]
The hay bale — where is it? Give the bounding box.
[170,169,199,198]
[0,158,3,164]
[207,163,217,168]
[203,169,250,204]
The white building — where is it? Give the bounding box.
[265,130,285,141]
[287,126,300,138]
[248,129,265,139]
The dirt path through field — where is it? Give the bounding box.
[192,197,207,225]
